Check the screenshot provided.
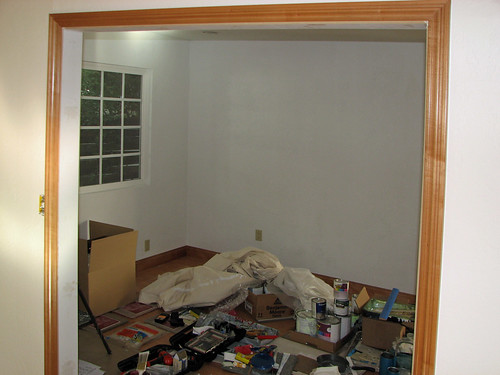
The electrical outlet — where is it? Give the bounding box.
[145,239,150,252]
[255,229,263,241]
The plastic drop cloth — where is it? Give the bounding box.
[138,265,260,311]
[207,248,334,310]
[267,267,335,311]
[204,247,284,281]
[139,247,335,312]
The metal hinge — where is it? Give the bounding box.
[39,194,45,216]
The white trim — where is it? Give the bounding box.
[59,29,83,375]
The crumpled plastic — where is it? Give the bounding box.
[205,247,284,281]
[138,265,260,311]
[267,267,335,311]
[139,248,334,312]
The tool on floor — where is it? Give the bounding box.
[78,286,112,354]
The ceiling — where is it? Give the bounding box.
[157,28,426,42]
[83,23,427,43]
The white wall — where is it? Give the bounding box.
[435,0,500,373]
[79,32,190,259]
[186,40,425,293]
[82,34,424,293]
[0,0,49,373]
[1,0,499,374]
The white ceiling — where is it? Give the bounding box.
[83,23,427,43]
[156,28,426,42]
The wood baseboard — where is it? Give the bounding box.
[135,246,188,273]
[185,246,219,262]
[136,246,416,304]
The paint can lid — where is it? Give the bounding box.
[295,309,313,319]
[318,315,340,325]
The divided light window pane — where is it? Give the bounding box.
[125,74,141,99]
[102,157,121,184]
[123,155,140,181]
[80,99,100,126]
[103,100,122,126]
[103,71,122,98]
[79,64,145,189]
[81,69,101,97]
[124,101,141,125]
[80,158,100,186]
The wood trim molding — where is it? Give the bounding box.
[135,246,219,273]
[44,15,62,375]
[136,246,188,273]
[45,1,450,374]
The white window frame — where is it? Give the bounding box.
[79,61,152,194]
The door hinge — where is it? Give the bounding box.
[39,194,45,216]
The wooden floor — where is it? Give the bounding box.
[79,251,296,375]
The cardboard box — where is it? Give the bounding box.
[362,317,406,350]
[78,220,138,316]
[244,290,294,322]
[282,330,353,353]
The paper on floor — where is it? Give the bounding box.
[78,359,105,375]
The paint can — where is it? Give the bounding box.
[337,314,351,339]
[295,309,317,336]
[311,297,327,320]
[333,279,350,316]
[316,315,341,343]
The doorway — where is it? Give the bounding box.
[45,2,450,374]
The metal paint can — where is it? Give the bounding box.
[295,309,317,336]
[333,297,350,316]
[337,314,352,339]
[333,279,350,316]
[333,279,349,299]
[316,315,340,343]
[311,297,326,320]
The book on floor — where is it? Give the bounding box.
[114,302,158,318]
[109,322,163,348]
[95,314,127,331]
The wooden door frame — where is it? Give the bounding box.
[45,1,450,374]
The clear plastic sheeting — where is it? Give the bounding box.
[138,265,260,312]
[267,267,334,311]
[205,247,284,281]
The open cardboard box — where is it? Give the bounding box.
[78,220,138,316]
[361,317,406,350]
[244,289,295,322]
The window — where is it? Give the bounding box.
[79,62,150,191]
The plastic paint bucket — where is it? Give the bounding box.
[295,309,317,336]
[317,315,340,342]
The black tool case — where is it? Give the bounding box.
[117,322,246,373]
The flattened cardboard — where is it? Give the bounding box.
[355,287,370,310]
[79,221,138,316]
[361,317,406,350]
[245,291,294,322]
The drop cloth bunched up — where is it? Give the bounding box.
[138,247,334,312]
